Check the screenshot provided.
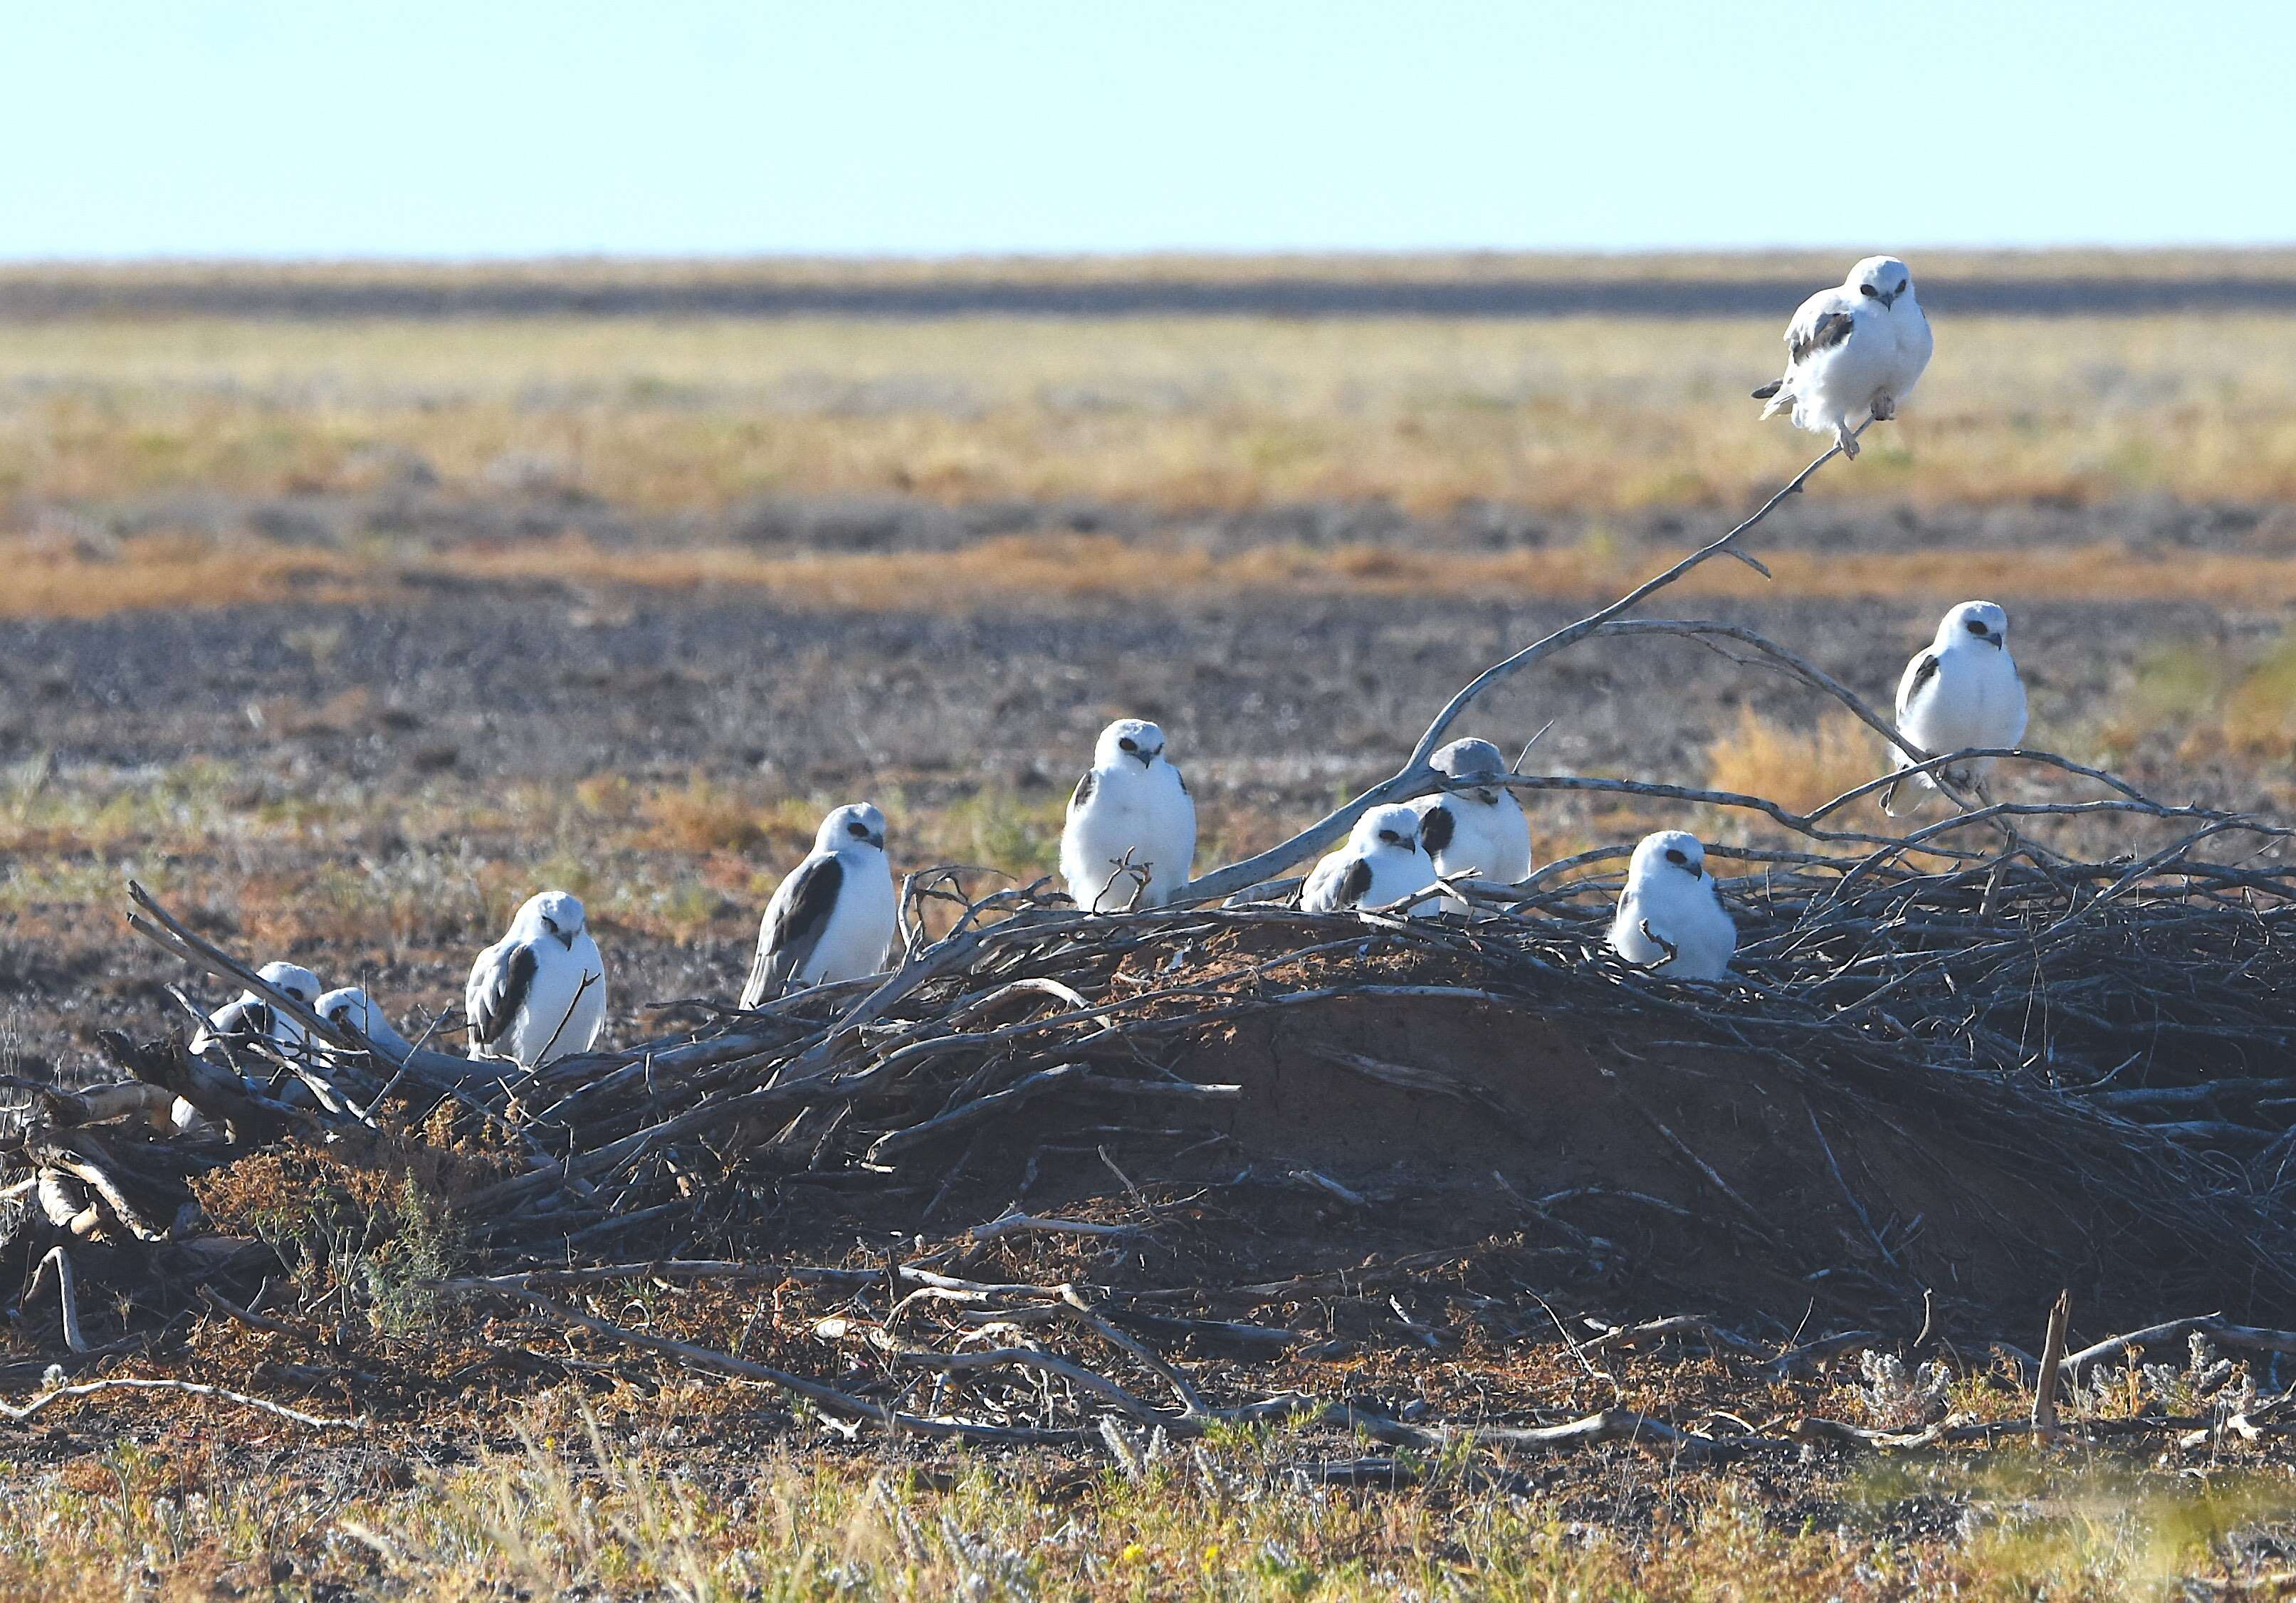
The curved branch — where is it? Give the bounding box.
[1185,429,1869,901]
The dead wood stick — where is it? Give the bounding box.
[26,1136,174,1244]
[1760,1330,1883,1381]
[197,1285,320,1342]
[884,1344,1180,1428]
[1059,1286,1210,1416]
[866,1064,1093,1162]
[1186,425,1864,901]
[1581,1314,1766,1359]
[95,1030,313,1144]
[28,1247,90,1353]
[2033,1290,2072,1439]
[30,1081,177,1131]
[968,1209,1141,1242]
[2062,1314,2296,1382]
[433,1262,883,1293]
[464,1283,1091,1446]
[0,1376,364,1431]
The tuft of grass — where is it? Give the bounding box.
[1704,705,1883,826]
[0,1417,2290,1599]
[639,772,770,855]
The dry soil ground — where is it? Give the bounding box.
[6,262,2296,1597]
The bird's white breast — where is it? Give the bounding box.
[800,852,897,984]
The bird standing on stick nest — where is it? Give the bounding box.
[740,802,897,1006]
[1060,718,1196,913]
[1302,804,1441,918]
[1608,831,1736,982]
[1413,737,1535,913]
[465,890,607,1068]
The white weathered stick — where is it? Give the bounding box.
[1186,426,1869,900]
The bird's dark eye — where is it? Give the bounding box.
[1860,284,1878,298]
[1665,848,1687,865]
[1897,280,1908,295]
[1965,619,1987,634]
[1118,737,1137,752]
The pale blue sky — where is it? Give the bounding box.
[4,1,2290,260]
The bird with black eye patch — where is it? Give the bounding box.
[179,960,327,1134]
[191,960,323,1061]
[465,890,607,1069]
[1301,804,1441,918]
[1608,831,1736,982]
[740,802,897,1007]
[1881,600,2028,815]
[315,986,416,1062]
[1412,737,1534,913]
[1059,718,1196,913]
[1751,256,1931,458]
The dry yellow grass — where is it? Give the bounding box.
[6,310,2296,517]
[15,530,2296,620]
[1704,706,1884,820]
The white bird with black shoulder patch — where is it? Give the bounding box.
[1882,600,2028,814]
[740,802,897,1007]
[1751,256,1931,458]
[315,986,416,1062]
[190,960,323,1061]
[1608,831,1736,982]
[1060,718,1196,912]
[1301,804,1441,918]
[1413,737,1534,912]
[465,890,606,1068]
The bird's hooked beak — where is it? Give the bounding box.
[869,831,886,850]
[1984,630,2004,648]
[544,916,576,950]
[1133,745,1158,769]
[1878,288,1898,310]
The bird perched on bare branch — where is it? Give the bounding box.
[740,802,897,1007]
[466,891,606,1068]
[1302,804,1440,918]
[1882,601,2028,814]
[1060,718,1196,912]
[1751,256,1931,457]
[1608,831,1736,981]
[1413,737,1534,912]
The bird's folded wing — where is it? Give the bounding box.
[1067,770,1096,814]
[466,940,538,1048]
[1337,857,1375,909]
[1788,307,1857,368]
[743,854,844,1007]
[1897,651,1940,722]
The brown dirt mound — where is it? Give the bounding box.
[915,986,2265,1336]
